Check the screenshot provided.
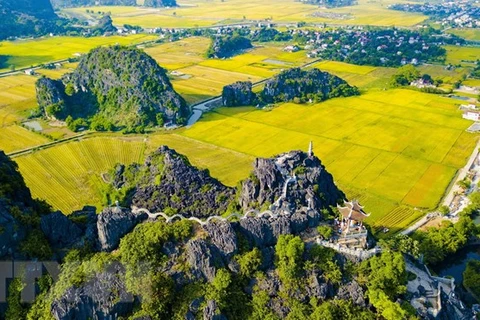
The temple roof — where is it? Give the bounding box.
[337,200,370,221]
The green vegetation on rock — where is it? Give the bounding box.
[36,46,190,132]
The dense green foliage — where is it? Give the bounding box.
[307,28,452,67]
[463,260,480,300]
[317,225,333,240]
[413,192,479,265]
[206,34,253,58]
[5,278,27,320]
[390,65,420,87]
[275,235,305,286]
[36,46,189,132]
[260,68,360,104]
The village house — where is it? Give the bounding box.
[463,110,480,121]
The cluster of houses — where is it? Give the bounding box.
[389,1,480,29]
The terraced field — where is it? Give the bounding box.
[0,34,157,72]
[180,89,479,234]
[14,137,145,213]
[62,0,426,28]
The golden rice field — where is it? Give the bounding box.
[146,38,314,103]
[9,87,479,233]
[0,75,37,127]
[446,28,480,41]
[0,34,158,72]
[62,0,426,28]
[14,134,254,213]
[310,61,396,89]
[0,125,50,153]
[179,89,479,234]
[444,45,480,67]
[463,79,480,88]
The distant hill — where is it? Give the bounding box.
[0,0,62,40]
[50,0,177,8]
[206,35,253,59]
[260,68,360,103]
[36,46,190,132]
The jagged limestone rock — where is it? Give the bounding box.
[186,239,223,282]
[204,221,238,258]
[51,263,134,320]
[41,211,83,248]
[114,146,235,218]
[222,81,255,107]
[260,68,359,103]
[97,207,147,251]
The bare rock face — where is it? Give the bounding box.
[35,77,66,118]
[41,211,83,248]
[307,273,333,301]
[51,263,133,320]
[238,217,277,248]
[336,280,366,307]
[0,204,24,258]
[203,300,227,320]
[97,207,148,251]
[222,81,255,107]
[203,221,238,258]
[69,206,98,247]
[239,150,344,213]
[116,146,235,218]
[186,239,223,282]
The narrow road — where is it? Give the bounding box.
[185,58,322,126]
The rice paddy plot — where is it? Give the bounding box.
[463,79,480,88]
[308,61,396,89]
[0,74,37,127]
[13,133,255,213]
[144,37,210,70]
[417,65,468,86]
[171,65,263,97]
[444,45,480,67]
[180,88,479,228]
[446,28,480,41]
[62,0,425,29]
[0,34,158,72]
[14,137,146,213]
[0,125,50,153]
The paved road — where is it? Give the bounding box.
[185,58,322,127]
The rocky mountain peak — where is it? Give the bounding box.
[111,146,236,218]
[239,148,345,214]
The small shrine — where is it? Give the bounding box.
[335,200,370,248]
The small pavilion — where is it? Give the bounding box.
[336,200,370,234]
